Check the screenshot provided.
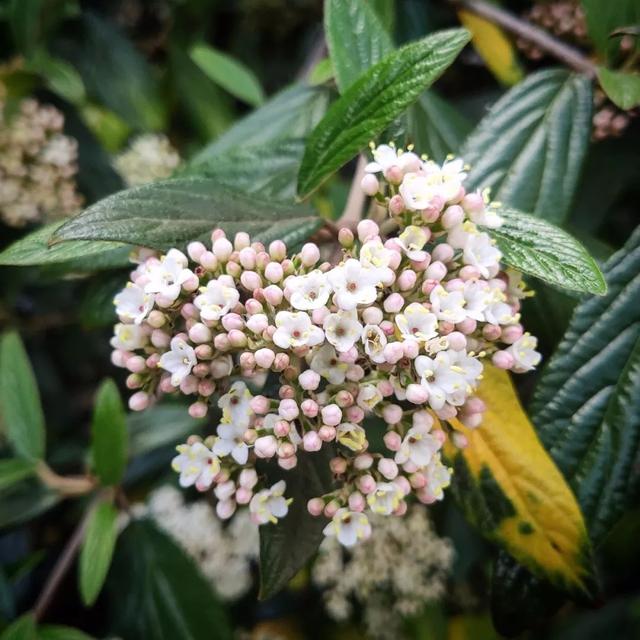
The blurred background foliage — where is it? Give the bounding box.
[0,0,638,639]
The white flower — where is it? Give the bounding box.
[414,351,467,410]
[447,220,476,249]
[323,509,371,547]
[365,144,401,173]
[110,323,147,351]
[422,455,452,502]
[462,233,501,279]
[359,238,394,283]
[114,283,153,324]
[429,285,466,324]
[250,480,290,525]
[324,310,363,353]
[218,381,253,429]
[336,423,367,451]
[356,385,383,411]
[194,278,240,322]
[422,157,467,202]
[395,425,441,467]
[484,297,518,326]
[399,173,439,211]
[328,259,380,310]
[462,280,491,322]
[273,311,324,349]
[395,302,438,342]
[506,334,542,371]
[171,441,220,490]
[366,482,404,515]
[396,225,428,261]
[469,202,503,228]
[213,423,249,465]
[145,249,194,303]
[310,344,348,384]
[288,270,332,310]
[159,336,197,385]
[446,350,483,405]
[361,324,387,364]
[505,269,531,300]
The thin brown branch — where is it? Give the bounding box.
[37,462,96,497]
[337,155,367,231]
[452,0,597,76]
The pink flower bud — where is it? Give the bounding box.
[279,385,295,399]
[383,292,404,313]
[384,431,402,451]
[307,497,325,516]
[278,398,299,421]
[301,399,319,417]
[249,395,268,415]
[426,261,447,281]
[273,353,290,371]
[324,500,340,518]
[357,474,376,494]
[189,401,208,418]
[126,373,142,389]
[361,306,383,325]
[492,350,515,369]
[267,240,286,262]
[311,306,330,325]
[300,243,320,267]
[335,390,354,408]
[187,241,206,262]
[198,379,216,396]
[179,375,199,395]
[240,271,262,291]
[188,323,212,344]
[129,391,150,411]
[244,298,262,315]
[482,324,502,341]
[384,165,403,185]
[234,232,251,250]
[227,329,247,347]
[318,425,336,441]
[274,420,290,437]
[263,284,283,306]
[212,237,233,261]
[354,453,373,470]
[299,369,320,391]
[278,441,296,458]
[357,219,380,242]
[460,265,481,281]
[360,173,380,196]
[345,405,365,423]
[393,500,408,516]
[462,192,484,213]
[453,432,468,449]
[456,318,477,335]
[378,380,394,397]
[192,362,210,377]
[348,491,366,512]
[235,488,252,505]
[432,243,454,263]
[252,347,273,369]
[321,404,342,427]
[441,205,464,229]
[330,457,347,475]
[338,346,358,364]
[216,499,236,520]
[436,404,457,420]
[200,251,218,270]
[194,344,212,360]
[388,194,405,215]
[346,365,365,382]
[254,435,277,458]
[394,475,411,496]
[403,339,420,359]
[158,376,175,393]
[264,261,284,283]
[226,261,242,278]
[383,342,404,365]
[406,383,429,404]
[182,273,199,293]
[463,412,483,429]
[382,404,403,425]
[338,227,355,248]
[410,472,427,489]
[398,269,417,291]
[501,324,523,344]
[303,431,322,452]
[239,469,258,490]
[446,331,467,351]
[124,355,145,374]
[238,247,257,270]
[278,455,298,470]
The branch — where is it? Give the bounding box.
[336,155,367,230]
[452,0,597,76]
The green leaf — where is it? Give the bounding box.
[0,221,130,269]
[597,66,640,110]
[461,70,592,225]
[297,28,471,198]
[190,44,264,107]
[0,613,36,640]
[26,50,85,104]
[0,480,59,529]
[79,501,119,606]
[324,0,393,92]
[8,0,42,55]
[486,208,607,295]
[52,178,323,252]
[195,84,329,162]
[491,226,640,634]
[259,447,335,599]
[38,625,95,640]
[581,0,640,62]
[0,332,45,460]
[91,379,127,486]
[108,519,232,640]
[0,459,37,491]
[309,58,334,86]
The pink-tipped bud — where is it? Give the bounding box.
[253,348,274,369]
[357,219,380,242]
[126,355,146,373]
[303,431,322,452]
[482,324,502,341]
[501,324,523,344]
[338,227,355,248]
[459,265,481,281]
[268,240,286,262]
[265,261,284,283]
[348,491,366,512]
[441,205,464,229]
[263,284,284,306]
[299,369,320,391]
[360,173,379,196]
[383,342,404,365]
[238,247,257,270]
[246,314,268,334]
[436,404,457,420]
[245,298,263,315]
[279,385,295,399]
[234,231,251,250]
[330,457,347,475]
[384,431,402,451]
[318,425,336,442]
[189,401,208,418]
[300,243,320,267]
[227,329,247,347]
[274,420,290,438]
[189,323,212,344]
[426,261,447,281]
[432,243,454,263]
[278,455,298,470]
[463,412,483,429]
[462,192,484,213]
[200,251,218,270]
[354,453,373,470]
[398,269,417,291]
[187,241,207,262]
[393,475,411,496]
[179,375,199,395]
[273,353,290,371]
[357,474,376,494]
[250,395,270,415]
[235,488,252,505]
[403,339,420,359]
[126,373,142,389]
[456,318,477,335]
[453,432,468,449]
[324,500,340,518]
[321,404,342,427]
[278,441,296,459]
[216,500,236,520]
[301,399,319,418]
[388,194,405,215]
[182,273,199,293]
[378,380,394,397]
[335,390,354,408]
[212,237,233,261]
[254,435,277,458]
[307,497,325,516]
[346,365,365,382]
[338,346,358,364]
[446,331,467,351]
[383,292,404,313]
[406,383,429,404]
[361,306,383,325]
[311,306,330,325]
[492,350,515,369]
[240,270,262,291]
[278,398,299,421]
[345,405,365,423]
[129,391,150,411]
[384,165,403,185]
[382,404,403,425]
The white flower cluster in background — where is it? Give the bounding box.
[146,485,259,600]
[0,84,82,227]
[114,133,181,187]
[312,505,454,640]
[109,142,541,546]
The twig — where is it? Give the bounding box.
[337,155,367,230]
[452,0,597,76]
[37,462,96,497]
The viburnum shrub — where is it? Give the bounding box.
[110,143,540,546]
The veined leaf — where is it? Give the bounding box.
[324,0,393,92]
[91,379,128,486]
[0,613,37,640]
[461,70,592,224]
[52,178,323,252]
[0,221,130,269]
[458,10,524,86]
[597,67,640,110]
[26,50,85,104]
[297,28,471,198]
[259,447,336,599]
[79,501,119,606]
[487,208,607,295]
[491,225,640,634]
[190,44,264,107]
[581,0,640,62]
[0,459,37,491]
[443,366,594,596]
[108,519,232,639]
[195,84,329,162]
[0,332,45,460]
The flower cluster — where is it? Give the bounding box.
[110,142,541,546]
[312,505,453,640]
[0,84,82,227]
[114,133,181,187]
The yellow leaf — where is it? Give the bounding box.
[458,10,524,86]
[443,366,594,596]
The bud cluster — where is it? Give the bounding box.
[114,133,181,187]
[110,143,541,546]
